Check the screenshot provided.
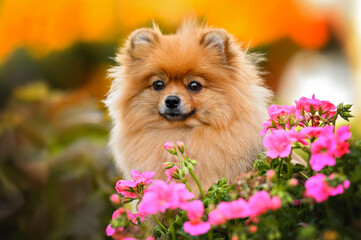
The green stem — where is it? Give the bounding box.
[207,229,213,240]
[189,169,206,199]
[168,217,176,240]
[182,178,192,192]
[153,215,167,231]
[278,158,284,179]
[299,171,309,180]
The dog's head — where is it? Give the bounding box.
[107,20,270,130]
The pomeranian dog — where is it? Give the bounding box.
[105,20,272,192]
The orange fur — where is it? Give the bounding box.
[105,20,272,193]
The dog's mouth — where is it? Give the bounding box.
[159,109,196,122]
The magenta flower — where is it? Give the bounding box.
[309,153,335,171]
[182,200,211,235]
[288,128,309,145]
[115,180,138,198]
[270,196,282,210]
[126,209,146,225]
[263,129,292,158]
[130,169,155,185]
[304,174,329,202]
[248,191,272,216]
[182,200,204,221]
[319,99,337,118]
[138,180,194,215]
[112,208,124,220]
[334,126,351,157]
[328,184,344,196]
[110,194,120,205]
[208,208,227,225]
[268,104,298,120]
[344,180,350,189]
[208,198,249,225]
[295,94,320,113]
[300,126,324,138]
[165,165,180,183]
[106,224,115,236]
[183,221,211,236]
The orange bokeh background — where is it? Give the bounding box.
[0,0,330,62]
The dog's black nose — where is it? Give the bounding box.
[165,95,181,109]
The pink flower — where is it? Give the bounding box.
[319,99,337,118]
[263,129,292,158]
[295,94,320,114]
[130,169,155,185]
[183,221,211,236]
[112,208,124,220]
[343,180,350,189]
[300,127,324,138]
[208,198,249,225]
[304,174,329,202]
[182,200,211,236]
[106,224,115,236]
[334,126,351,157]
[115,180,138,198]
[309,127,337,171]
[268,104,298,120]
[182,200,204,221]
[219,198,249,219]
[138,180,194,215]
[309,153,336,171]
[328,184,344,196]
[266,169,275,180]
[126,209,146,224]
[110,194,120,205]
[165,165,180,183]
[288,128,308,145]
[248,191,272,216]
[208,209,227,225]
[270,196,282,210]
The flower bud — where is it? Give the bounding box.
[163,162,174,169]
[110,194,120,205]
[190,159,198,166]
[249,225,257,233]
[177,141,185,153]
[288,178,299,186]
[163,141,177,154]
[266,169,276,181]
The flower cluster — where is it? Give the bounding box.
[262,95,352,173]
[106,96,355,240]
[208,191,281,226]
[305,173,350,202]
[115,169,155,200]
[261,95,339,135]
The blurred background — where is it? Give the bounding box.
[0,0,360,239]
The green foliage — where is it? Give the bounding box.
[0,83,117,240]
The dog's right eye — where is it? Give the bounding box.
[153,80,165,91]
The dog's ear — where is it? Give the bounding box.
[200,29,231,63]
[126,28,159,61]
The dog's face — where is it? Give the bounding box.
[113,23,258,130]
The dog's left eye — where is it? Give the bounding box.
[188,81,202,92]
